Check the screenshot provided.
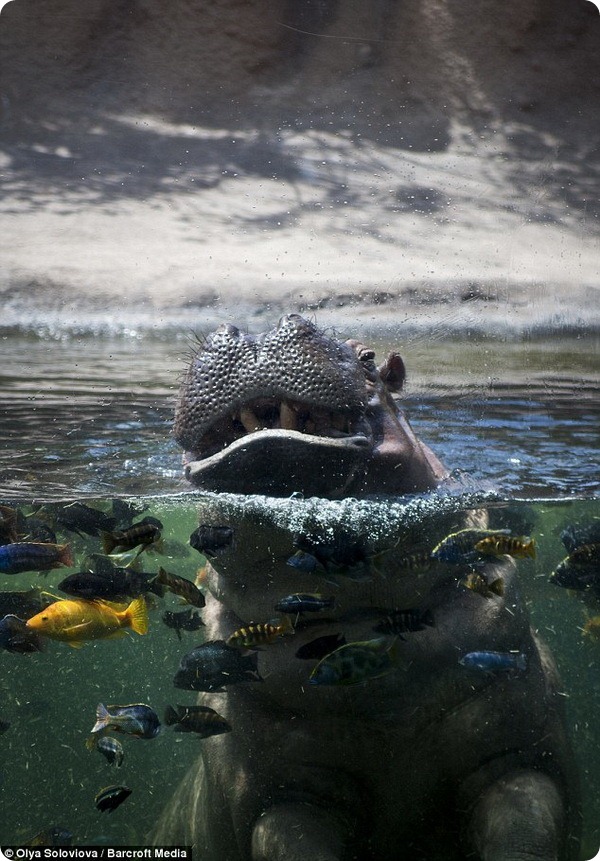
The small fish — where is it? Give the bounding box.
[0,587,56,620]
[189,525,234,557]
[95,736,125,767]
[459,650,527,672]
[164,704,232,738]
[582,616,600,640]
[462,572,505,598]
[95,785,132,813]
[274,593,336,615]
[372,608,434,637]
[173,639,263,692]
[293,532,374,578]
[0,542,73,575]
[101,517,163,555]
[561,522,600,554]
[162,608,205,640]
[474,534,536,559]
[58,557,164,601]
[550,558,599,591]
[26,596,148,646]
[91,703,161,739]
[286,550,320,573]
[226,615,295,649]
[568,543,600,567]
[0,719,10,734]
[111,498,149,528]
[0,614,45,653]
[0,504,19,544]
[432,529,506,565]
[156,567,206,608]
[395,549,436,573]
[24,826,73,846]
[295,632,347,661]
[44,502,117,537]
[309,638,400,686]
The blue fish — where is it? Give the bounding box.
[274,593,335,614]
[0,542,73,575]
[459,650,527,672]
[286,550,320,573]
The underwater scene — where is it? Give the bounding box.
[0,326,598,858]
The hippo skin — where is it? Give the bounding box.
[155,315,580,860]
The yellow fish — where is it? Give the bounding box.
[26,596,148,647]
[227,615,294,649]
[582,616,600,641]
[474,535,536,559]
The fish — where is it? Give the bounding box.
[0,504,19,544]
[189,524,234,557]
[43,502,117,537]
[0,586,57,619]
[162,607,205,640]
[372,608,434,637]
[25,596,148,646]
[0,719,10,734]
[0,542,73,575]
[164,704,232,738]
[24,826,73,846]
[292,532,374,578]
[95,736,125,767]
[226,615,295,649]
[549,555,600,591]
[101,517,163,555]
[274,593,336,615]
[395,548,436,573]
[0,614,45,653]
[295,632,347,660]
[156,567,206,608]
[582,616,600,640]
[474,534,536,559]
[286,550,320,573]
[95,785,132,813]
[91,703,161,739]
[459,650,527,672]
[431,529,508,564]
[111,499,149,528]
[462,572,505,598]
[173,639,263,692]
[58,556,164,601]
[309,637,400,686]
[567,543,600,567]
[561,522,600,554]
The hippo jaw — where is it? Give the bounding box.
[184,428,374,497]
[174,314,445,498]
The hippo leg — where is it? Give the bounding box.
[251,802,350,861]
[469,771,567,861]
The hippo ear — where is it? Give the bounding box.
[378,352,406,393]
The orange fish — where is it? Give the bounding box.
[26,596,148,647]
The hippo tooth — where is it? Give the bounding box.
[279,401,299,431]
[239,408,265,433]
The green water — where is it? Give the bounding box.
[0,494,599,858]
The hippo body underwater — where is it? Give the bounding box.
[155,315,580,860]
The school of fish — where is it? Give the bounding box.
[0,498,597,845]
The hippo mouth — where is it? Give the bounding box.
[182,399,374,497]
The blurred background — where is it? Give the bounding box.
[0,0,599,332]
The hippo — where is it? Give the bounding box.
[155,315,580,861]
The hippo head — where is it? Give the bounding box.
[174,314,447,498]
